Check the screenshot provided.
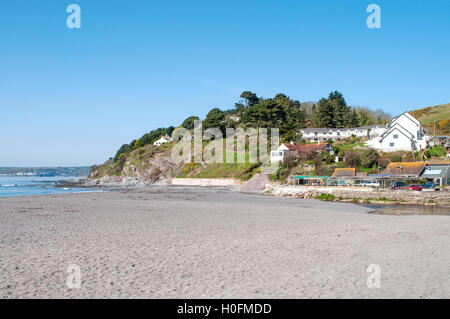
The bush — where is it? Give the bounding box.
[391,155,402,162]
[377,157,390,169]
[359,149,379,168]
[344,151,359,168]
[426,146,446,158]
[316,194,336,201]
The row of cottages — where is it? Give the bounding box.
[381,161,450,185]
[270,142,333,163]
[153,135,173,146]
[299,125,386,142]
[365,112,429,152]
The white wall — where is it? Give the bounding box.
[366,113,428,152]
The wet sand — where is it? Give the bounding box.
[0,186,449,298]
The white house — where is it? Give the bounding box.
[365,112,429,152]
[153,135,173,146]
[270,142,334,163]
[299,125,386,142]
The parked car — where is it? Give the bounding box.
[359,180,381,188]
[391,182,406,189]
[409,184,423,191]
[422,181,436,189]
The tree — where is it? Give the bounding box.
[240,91,259,107]
[357,109,372,126]
[114,144,132,162]
[181,116,200,130]
[316,98,333,127]
[310,104,321,127]
[234,102,245,116]
[328,91,350,128]
[350,108,360,127]
[282,130,303,143]
[204,108,225,130]
[241,98,286,129]
[344,151,359,168]
[273,93,306,132]
[359,149,379,168]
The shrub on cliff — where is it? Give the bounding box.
[359,149,379,168]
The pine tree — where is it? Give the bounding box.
[350,108,360,127]
[328,91,350,128]
[317,98,333,127]
[310,104,320,127]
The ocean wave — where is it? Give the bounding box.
[1,184,16,187]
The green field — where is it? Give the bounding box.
[410,103,449,124]
[410,103,450,135]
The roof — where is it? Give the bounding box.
[299,126,381,133]
[283,143,297,151]
[390,112,419,126]
[382,162,426,176]
[425,161,450,165]
[293,176,329,179]
[283,143,331,153]
[380,123,414,142]
[332,168,357,177]
[421,164,450,178]
[357,172,368,177]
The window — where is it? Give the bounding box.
[393,134,398,139]
[390,142,395,147]
[272,151,283,157]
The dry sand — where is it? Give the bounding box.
[0,186,449,298]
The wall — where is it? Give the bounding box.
[171,178,243,186]
[267,185,450,206]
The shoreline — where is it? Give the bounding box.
[14,181,450,215]
[58,177,450,208]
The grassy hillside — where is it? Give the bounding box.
[410,103,450,135]
[90,139,265,182]
[89,93,449,183]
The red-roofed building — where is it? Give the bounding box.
[270,142,333,163]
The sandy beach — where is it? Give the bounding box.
[0,186,449,299]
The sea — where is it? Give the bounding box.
[0,176,99,198]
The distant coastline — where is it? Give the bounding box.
[0,166,91,177]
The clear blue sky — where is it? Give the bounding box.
[1,0,449,166]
